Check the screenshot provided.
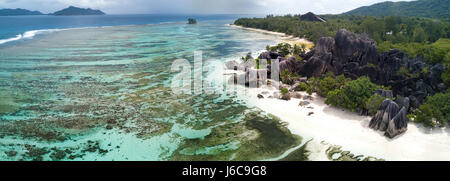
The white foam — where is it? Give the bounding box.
[0,21,187,46]
[0,34,22,44]
[0,29,65,45]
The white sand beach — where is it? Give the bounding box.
[240,85,450,161]
[226,25,450,161]
[229,24,314,50]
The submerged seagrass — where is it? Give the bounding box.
[0,20,309,161]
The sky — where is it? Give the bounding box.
[0,0,414,14]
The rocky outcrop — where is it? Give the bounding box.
[272,29,446,111]
[292,30,379,78]
[297,37,334,77]
[375,89,393,99]
[334,29,378,65]
[280,56,303,75]
[370,99,399,131]
[300,12,327,23]
[369,99,408,138]
[395,97,410,112]
[385,107,408,138]
[252,29,446,139]
[281,93,291,101]
[290,92,302,99]
[258,51,282,60]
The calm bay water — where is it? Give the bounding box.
[0,15,304,161]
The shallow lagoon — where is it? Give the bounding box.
[0,20,307,161]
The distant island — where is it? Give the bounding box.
[52,6,105,16]
[0,6,105,16]
[0,8,43,16]
[343,0,449,19]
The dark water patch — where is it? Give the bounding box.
[169,111,302,161]
[0,120,67,141]
[0,139,112,161]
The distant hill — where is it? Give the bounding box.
[52,6,105,16]
[0,8,43,16]
[343,0,450,19]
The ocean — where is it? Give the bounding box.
[0,14,263,44]
[0,14,305,161]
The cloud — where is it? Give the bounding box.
[0,0,414,14]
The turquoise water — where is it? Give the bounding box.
[0,14,261,44]
[0,19,304,161]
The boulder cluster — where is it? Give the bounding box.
[368,89,409,137]
[226,29,446,138]
[275,29,445,112]
[369,99,408,138]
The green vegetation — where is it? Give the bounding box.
[410,92,450,127]
[325,76,381,112]
[316,73,349,97]
[443,62,450,87]
[280,69,301,85]
[378,38,450,64]
[303,72,349,97]
[305,77,319,95]
[237,13,449,124]
[365,94,387,116]
[239,11,449,128]
[316,76,338,97]
[343,0,450,19]
[296,82,308,91]
[267,43,291,56]
[266,43,307,58]
[281,88,289,95]
[300,73,381,113]
[235,15,449,44]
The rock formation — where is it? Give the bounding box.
[244,28,448,139]
[280,56,303,75]
[369,99,408,138]
[300,12,327,23]
[227,28,445,138]
[187,18,197,24]
[395,97,410,112]
[262,29,446,111]
[385,107,408,138]
[375,89,393,99]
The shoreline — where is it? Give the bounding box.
[240,86,450,161]
[227,24,450,161]
[229,24,315,50]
